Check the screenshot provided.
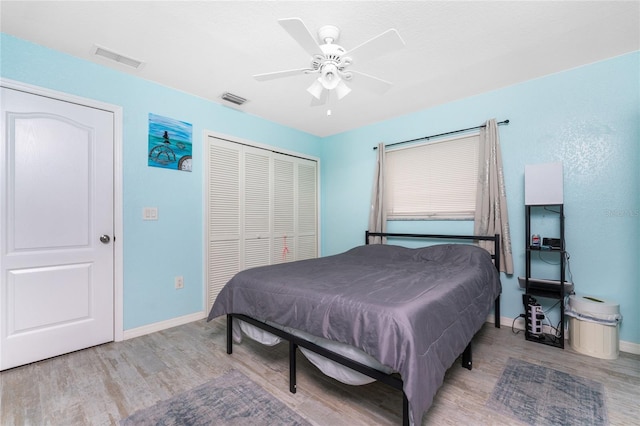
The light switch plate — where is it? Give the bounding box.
[143,207,158,220]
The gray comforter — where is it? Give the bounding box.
[208,243,501,424]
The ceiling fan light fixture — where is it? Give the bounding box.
[254,18,405,106]
[320,63,340,90]
[307,79,324,99]
[335,80,352,100]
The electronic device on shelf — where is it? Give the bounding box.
[542,237,562,249]
[518,276,574,294]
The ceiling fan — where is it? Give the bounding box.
[253,18,405,106]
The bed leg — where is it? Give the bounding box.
[289,341,297,394]
[494,295,501,328]
[226,314,233,354]
[462,342,472,370]
[402,393,409,426]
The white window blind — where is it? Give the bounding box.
[385,133,479,219]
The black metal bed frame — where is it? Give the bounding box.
[225,232,502,426]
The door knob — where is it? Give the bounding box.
[100,235,111,244]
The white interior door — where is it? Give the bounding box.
[0,87,115,370]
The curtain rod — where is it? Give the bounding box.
[373,119,510,150]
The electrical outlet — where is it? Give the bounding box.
[175,276,184,289]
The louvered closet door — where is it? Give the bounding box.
[243,146,272,269]
[207,136,318,307]
[272,154,318,263]
[273,154,295,264]
[207,139,241,309]
[297,159,318,260]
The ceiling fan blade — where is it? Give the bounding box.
[253,68,311,81]
[278,18,323,57]
[349,70,393,95]
[345,29,405,64]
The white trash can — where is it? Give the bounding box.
[566,295,621,360]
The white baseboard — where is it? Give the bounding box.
[487,314,640,355]
[123,311,207,340]
[619,340,640,355]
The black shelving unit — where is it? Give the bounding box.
[524,204,565,349]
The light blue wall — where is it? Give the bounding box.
[3,34,638,345]
[0,34,322,330]
[320,51,640,344]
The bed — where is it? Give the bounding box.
[207,232,502,425]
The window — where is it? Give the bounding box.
[385,133,479,220]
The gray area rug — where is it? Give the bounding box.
[487,358,607,425]
[120,370,310,425]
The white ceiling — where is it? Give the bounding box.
[2,1,638,137]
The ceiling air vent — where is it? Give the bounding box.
[221,92,247,106]
[94,45,144,69]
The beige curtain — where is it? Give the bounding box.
[474,119,514,274]
[368,143,387,244]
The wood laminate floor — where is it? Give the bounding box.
[1,318,638,425]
